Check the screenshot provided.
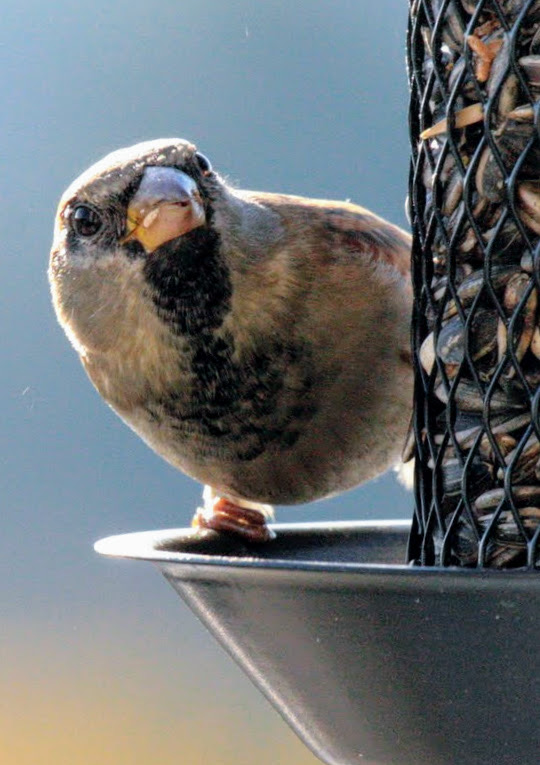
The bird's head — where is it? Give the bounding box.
[49,138,239,358]
[51,138,216,266]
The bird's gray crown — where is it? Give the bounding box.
[60,138,197,205]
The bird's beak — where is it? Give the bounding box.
[122,166,206,253]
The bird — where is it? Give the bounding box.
[49,138,413,542]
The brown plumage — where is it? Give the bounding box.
[49,138,413,541]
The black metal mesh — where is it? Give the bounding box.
[407,0,540,567]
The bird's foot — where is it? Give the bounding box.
[192,487,275,542]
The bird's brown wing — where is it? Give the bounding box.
[245,191,412,278]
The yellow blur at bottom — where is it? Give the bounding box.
[0,616,318,765]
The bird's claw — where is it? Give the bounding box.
[192,497,276,543]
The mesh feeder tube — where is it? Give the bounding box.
[407,0,540,567]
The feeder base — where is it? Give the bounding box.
[96,521,540,765]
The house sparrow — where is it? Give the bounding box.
[49,138,413,542]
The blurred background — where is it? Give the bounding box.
[2,1,411,762]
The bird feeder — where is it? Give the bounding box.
[96,521,540,765]
[95,1,540,763]
[408,0,540,566]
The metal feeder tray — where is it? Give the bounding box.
[95,520,540,765]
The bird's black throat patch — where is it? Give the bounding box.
[150,336,317,465]
[142,224,317,466]
[143,225,231,336]
[143,223,241,429]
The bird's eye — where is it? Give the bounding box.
[195,152,212,175]
[71,205,102,237]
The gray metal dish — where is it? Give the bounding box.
[95,521,540,765]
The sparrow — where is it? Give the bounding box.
[49,138,413,542]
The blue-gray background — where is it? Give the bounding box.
[2,1,411,762]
